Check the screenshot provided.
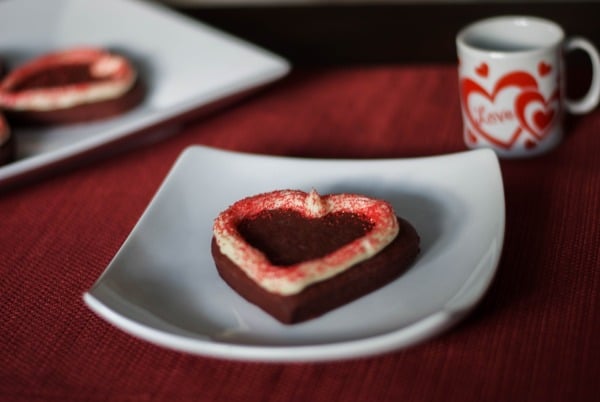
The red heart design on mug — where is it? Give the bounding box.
[525,139,538,149]
[515,89,560,141]
[461,71,539,149]
[534,109,555,131]
[475,62,489,78]
[466,129,478,144]
[538,62,552,77]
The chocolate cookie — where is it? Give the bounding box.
[211,190,420,324]
[0,47,143,125]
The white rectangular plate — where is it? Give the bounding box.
[0,0,289,186]
[84,146,505,362]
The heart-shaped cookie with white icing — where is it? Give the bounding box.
[0,47,143,125]
[211,189,420,324]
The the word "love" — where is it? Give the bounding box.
[473,106,515,125]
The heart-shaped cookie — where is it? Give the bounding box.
[212,189,420,323]
[213,189,400,295]
[0,47,143,124]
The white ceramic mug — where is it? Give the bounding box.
[456,16,600,157]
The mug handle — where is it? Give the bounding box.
[564,37,600,114]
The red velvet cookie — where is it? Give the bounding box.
[211,190,420,324]
[0,47,143,125]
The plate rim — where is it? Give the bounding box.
[84,290,464,362]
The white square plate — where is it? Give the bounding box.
[84,146,505,362]
[0,0,289,187]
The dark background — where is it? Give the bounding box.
[176,1,600,65]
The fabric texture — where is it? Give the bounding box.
[1,65,599,402]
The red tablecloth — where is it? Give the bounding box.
[1,65,598,401]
